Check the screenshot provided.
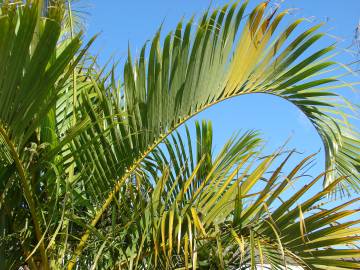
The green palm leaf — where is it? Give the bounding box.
[0,2,92,269]
[67,1,359,264]
[77,121,359,269]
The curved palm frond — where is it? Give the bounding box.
[67,1,359,264]
[120,0,359,189]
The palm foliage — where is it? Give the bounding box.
[96,121,360,269]
[0,0,359,269]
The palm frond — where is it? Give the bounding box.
[76,121,360,269]
[119,1,359,190]
[67,2,359,264]
[0,2,92,268]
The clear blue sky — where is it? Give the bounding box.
[82,0,360,183]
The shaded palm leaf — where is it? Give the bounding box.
[0,2,91,269]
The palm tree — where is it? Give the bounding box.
[0,1,359,269]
